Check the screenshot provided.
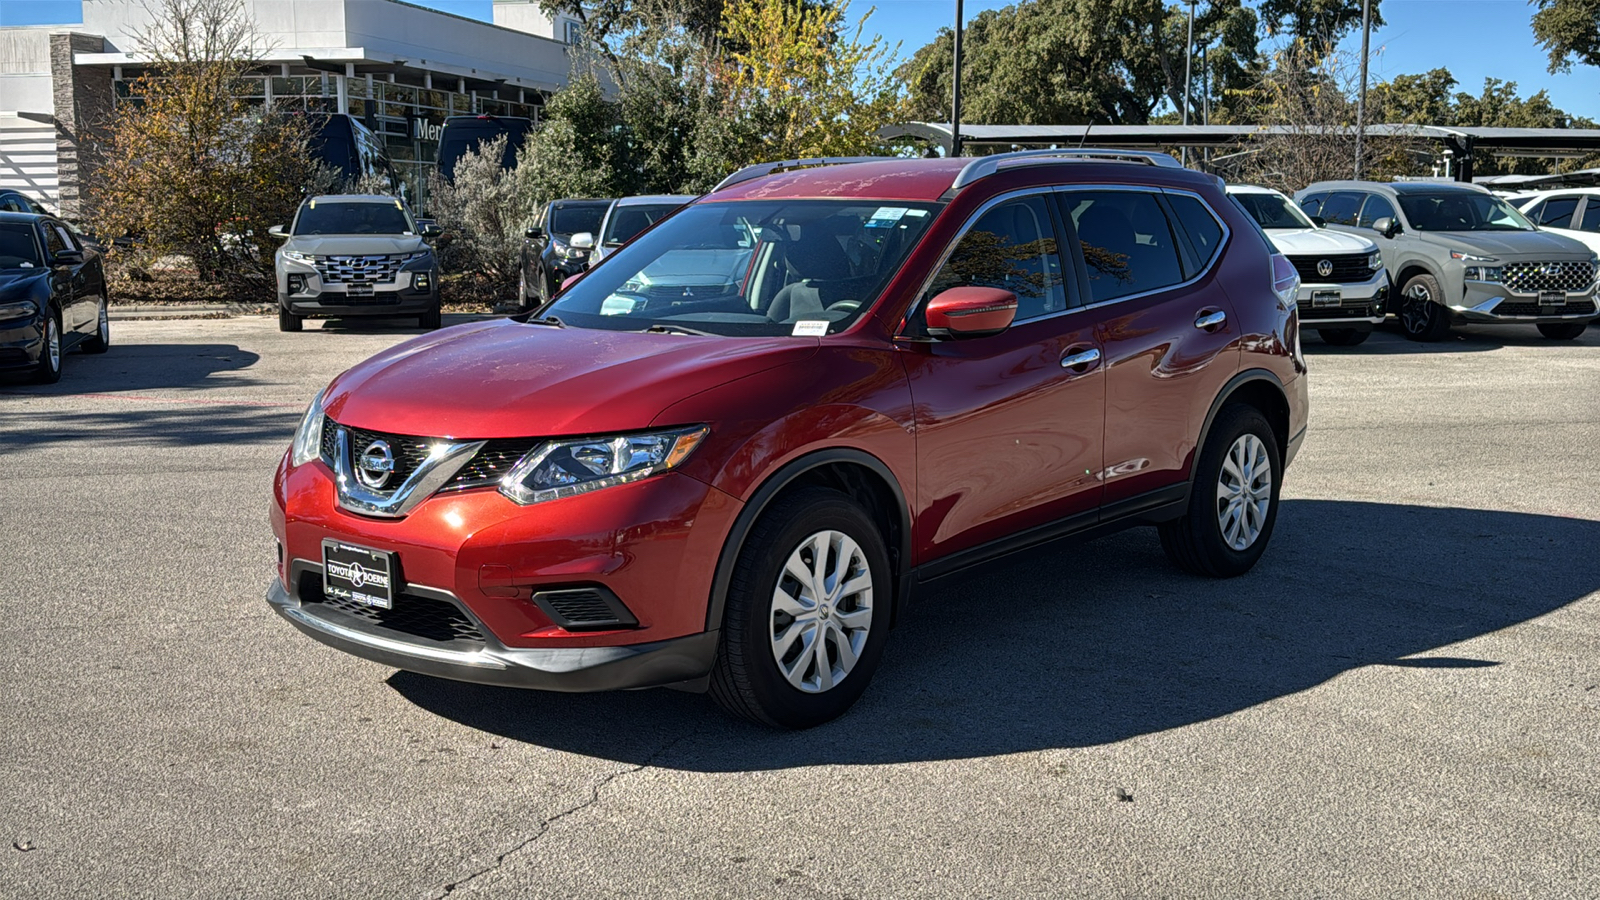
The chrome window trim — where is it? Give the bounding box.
[897,183,1233,336]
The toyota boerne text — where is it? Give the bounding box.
[268,150,1308,729]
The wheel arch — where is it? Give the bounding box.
[1392,260,1447,306]
[1191,369,1291,493]
[704,448,913,634]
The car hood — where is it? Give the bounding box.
[1416,230,1595,260]
[0,267,47,297]
[324,319,819,439]
[281,234,429,256]
[1265,227,1375,255]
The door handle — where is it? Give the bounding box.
[1194,310,1227,332]
[1060,347,1101,372]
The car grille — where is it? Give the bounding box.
[1500,261,1596,295]
[313,254,405,285]
[300,574,486,646]
[1493,299,1598,317]
[1289,253,1373,284]
[440,439,542,492]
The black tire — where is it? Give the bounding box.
[517,267,533,313]
[82,298,110,354]
[1537,322,1587,340]
[1318,327,1370,346]
[278,305,303,333]
[33,309,62,384]
[1159,404,1282,578]
[709,487,893,729]
[1397,273,1451,342]
[419,301,443,330]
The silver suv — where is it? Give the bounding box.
[1297,181,1599,341]
[269,195,442,332]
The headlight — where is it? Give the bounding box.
[401,250,432,263]
[283,249,314,262]
[1450,250,1498,264]
[499,425,709,506]
[290,388,327,467]
[1367,250,1383,271]
[0,300,39,319]
[1464,266,1502,283]
[554,242,587,261]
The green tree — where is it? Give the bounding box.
[1370,68,1457,124]
[1531,0,1600,73]
[92,0,315,297]
[1257,0,1382,48]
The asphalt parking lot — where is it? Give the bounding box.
[2,315,1597,898]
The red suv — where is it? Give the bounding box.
[269,151,1308,728]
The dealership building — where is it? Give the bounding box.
[0,0,585,216]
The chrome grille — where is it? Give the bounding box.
[313,254,405,285]
[1501,260,1596,295]
[1289,253,1373,284]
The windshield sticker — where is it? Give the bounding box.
[866,207,909,228]
[792,320,830,337]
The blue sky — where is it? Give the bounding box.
[5,0,1597,118]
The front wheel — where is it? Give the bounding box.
[1398,274,1451,342]
[419,301,442,330]
[1159,404,1282,578]
[33,310,62,384]
[1318,327,1370,346]
[710,488,892,729]
[1537,322,1587,340]
[278,305,303,333]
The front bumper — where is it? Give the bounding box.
[0,312,44,370]
[267,572,718,691]
[1448,283,1599,324]
[1295,272,1387,328]
[277,258,438,317]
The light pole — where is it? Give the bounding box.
[951,0,964,157]
[1181,0,1195,165]
[1355,0,1371,179]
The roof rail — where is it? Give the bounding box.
[950,148,1185,191]
[713,156,896,192]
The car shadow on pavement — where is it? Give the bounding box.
[311,313,497,333]
[0,342,262,392]
[1301,324,1596,354]
[389,499,1600,768]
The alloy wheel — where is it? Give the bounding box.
[1401,282,1433,334]
[47,316,60,371]
[1215,433,1272,551]
[769,530,874,693]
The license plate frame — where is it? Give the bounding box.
[1311,290,1342,308]
[322,539,396,610]
[346,283,376,298]
[1539,290,1567,307]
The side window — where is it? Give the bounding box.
[1320,192,1364,226]
[1062,190,1185,304]
[1358,194,1397,228]
[1165,193,1226,274]
[1520,199,1545,224]
[926,194,1067,322]
[42,225,65,257]
[1535,196,1579,228]
[1299,192,1328,216]
[1579,200,1600,233]
[0,197,21,212]
[52,225,78,251]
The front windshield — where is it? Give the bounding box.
[1398,192,1534,232]
[0,224,41,268]
[603,203,684,246]
[1233,192,1317,229]
[293,201,414,236]
[550,203,608,239]
[544,199,942,337]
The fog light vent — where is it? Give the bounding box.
[532,586,638,631]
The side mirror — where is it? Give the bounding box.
[52,249,84,266]
[570,232,595,251]
[525,226,545,241]
[558,273,582,295]
[268,224,287,238]
[1372,216,1401,239]
[925,286,1017,339]
[1310,216,1327,228]
[420,223,444,238]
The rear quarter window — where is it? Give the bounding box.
[1165,193,1226,273]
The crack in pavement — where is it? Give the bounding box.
[431,733,692,898]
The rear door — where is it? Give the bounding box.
[1058,187,1239,508]
[901,192,1105,563]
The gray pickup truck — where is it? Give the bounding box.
[1296,180,1599,341]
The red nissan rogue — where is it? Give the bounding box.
[269,151,1308,728]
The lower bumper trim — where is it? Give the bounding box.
[266,579,718,692]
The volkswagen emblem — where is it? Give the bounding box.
[1317,259,1334,278]
[357,440,395,489]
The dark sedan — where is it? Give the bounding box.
[0,211,109,384]
[516,198,612,310]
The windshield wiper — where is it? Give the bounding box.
[527,314,565,327]
[644,323,715,336]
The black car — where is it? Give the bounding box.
[517,198,612,310]
[436,115,533,183]
[0,211,110,383]
[0,190,106,253]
